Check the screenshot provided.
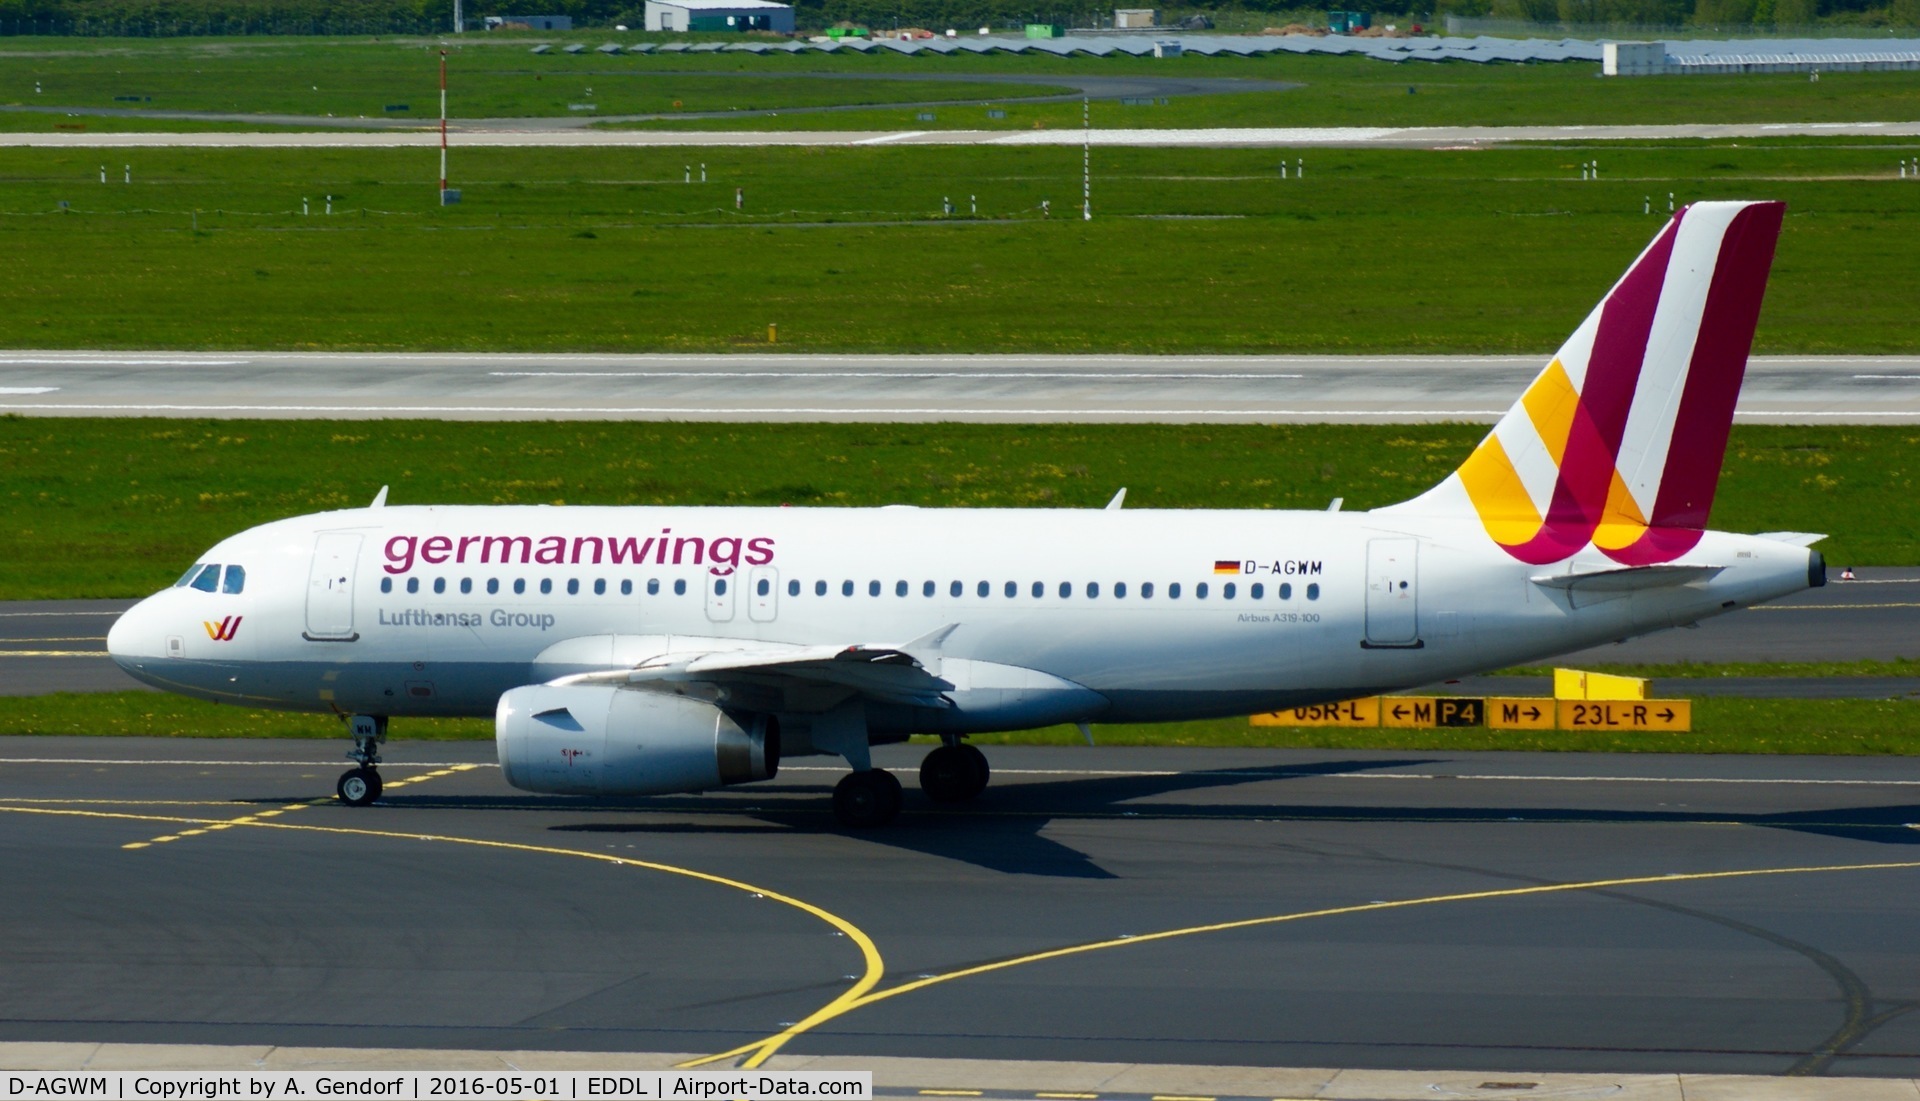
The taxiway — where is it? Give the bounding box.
[1,353,1916,424]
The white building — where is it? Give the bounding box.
[644,0,795,32]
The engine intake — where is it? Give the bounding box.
[496,685,779,796]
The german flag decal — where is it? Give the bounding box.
[1213,560,1242,575]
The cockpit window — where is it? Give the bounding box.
[221,565,246,594]
[174,565,203,588]
[189,564,221,592]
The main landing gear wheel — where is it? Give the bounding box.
[833,769,903,829]
[336,767,382,807]
[920,743,990,803]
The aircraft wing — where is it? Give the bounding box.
[544,636,954,711]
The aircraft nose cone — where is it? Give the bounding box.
[106,599,157,670]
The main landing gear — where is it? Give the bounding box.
[830,740,992,828]
[336,714,387,807]
[919,741,989,803]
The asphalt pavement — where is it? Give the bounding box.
[3,739,1919,1078]
[2,353,1915,423]
[8,122,1920,147]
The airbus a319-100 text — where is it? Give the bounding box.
[108,201,1823,827]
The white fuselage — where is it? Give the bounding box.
[106,503,1818,735]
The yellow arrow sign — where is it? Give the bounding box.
[1557,699,1692,731]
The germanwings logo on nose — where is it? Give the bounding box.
[1448,202,1783,567]
[203,616,243,641]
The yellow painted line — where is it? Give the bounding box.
[0,801,885,1062]
[1037,1093,1100,1098]
[918,1092,983,1097]
[1151,1094,1214,1100]
[711,858,1920,1067]
[6,637,107,643]
[0,798,267,807]
[1754,602,1920,611]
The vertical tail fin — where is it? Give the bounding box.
[1393,200,1784,566]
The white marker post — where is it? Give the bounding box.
[438,51,458,205]
[99,165,106,183]
[1082,96,1091,221]
[701,163,707,182]
[124,164,130,184]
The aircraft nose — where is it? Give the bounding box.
[107,597,160,669]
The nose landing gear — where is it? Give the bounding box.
[336,714,387,807]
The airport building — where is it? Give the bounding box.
[644,0,795,32]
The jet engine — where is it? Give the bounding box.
[496,685,779,796]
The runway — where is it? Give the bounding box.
[2,352,1917,424]
[8,121,1920,147]
[3,737,1919,1077]
[4,572,1914,698]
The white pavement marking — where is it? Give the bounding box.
[0,387,57,395]
[0,357,245,366]
[0,403,1517,417]
[487,371,1310,380]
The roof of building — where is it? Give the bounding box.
[648,0,792,9]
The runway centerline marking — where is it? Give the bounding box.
[0,801,887,1061]
[703,858,1920,1068]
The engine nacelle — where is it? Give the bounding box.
[496,685,779,796]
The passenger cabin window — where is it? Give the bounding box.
[1087,582,1100,598]
[461,578,473,595]
[566,579,579,596]
[1059,582,1072,598]
[1223,582,1237,599]
[759,578,772,597]
[621,580,633,596]
[1251,583,1264,599]
[788,580,800,597]
[1279,582,1293,600]
[433,578,446,594]
[380,577,392,594]
[513,579,526,595]
[977,581,990,598]
[1307,583,1320,600]
[1196,582,1210,599]
[540,579,553,595]
[648,579,660,596]
[1141,582,1154,599]
[923,580,935,597]
[814,580,826,596]
[1031,581,1044,598]
[1115,582,1128,598]
[895,580,908,597]
[950,580,963,598]
[221,565,246,594]
[189,564,220,593]
[594,579,606,596]
[1003,581,1017,598]
[1169,582,1182,599]
[674,579,687,596]
[869,580,882,597]
[487,579,500,595]
[843,581,855,597]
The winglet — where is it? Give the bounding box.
[1105,488,1127,511]
[370,485,390,508]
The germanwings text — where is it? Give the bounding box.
[382,531,776,575]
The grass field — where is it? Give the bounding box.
[8,37,1920,128]
[2,142,1917,354]
[1,419,1911,600]
[9,691,1914,756]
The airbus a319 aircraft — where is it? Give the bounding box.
[108,200,1823,827]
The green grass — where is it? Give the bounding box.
[11,37,1920,128]
[2,419,1913,600]
[11,691,1916,755]
[3,142,1919,354]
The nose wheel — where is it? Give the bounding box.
[337,767,382,806]
[335,714,388,807]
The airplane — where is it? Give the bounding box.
[107,199,1822,828]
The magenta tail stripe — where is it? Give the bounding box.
[1647,201,1785,531]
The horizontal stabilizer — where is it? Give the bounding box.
[1531,563,1724,593]
[1756,531,1827,548]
